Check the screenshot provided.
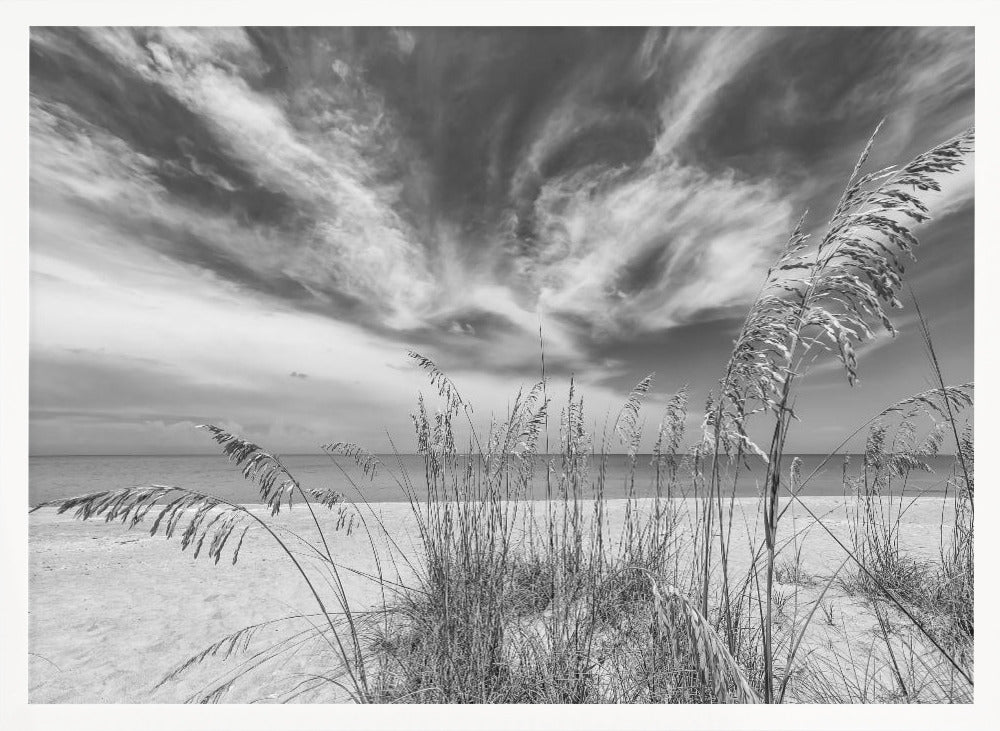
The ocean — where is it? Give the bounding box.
[28,453,959,507]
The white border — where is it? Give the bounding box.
[2,2,997,729]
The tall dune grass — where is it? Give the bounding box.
[30,124,974,704]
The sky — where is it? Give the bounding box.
[28,27,974,456]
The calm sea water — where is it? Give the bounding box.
[28,453,958,507]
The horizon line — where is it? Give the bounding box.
[29,451,959,459]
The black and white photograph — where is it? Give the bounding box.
[1,4,996,730]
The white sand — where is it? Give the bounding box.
[28,496,957,703]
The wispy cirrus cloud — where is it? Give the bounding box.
[29,27,974,453]
[650,27,775,155]
[525,159,794,334]
[33,27,439,328]
[494,27,798,343]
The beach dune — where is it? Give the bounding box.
[29,497,955,703]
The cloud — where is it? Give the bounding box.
[651,28,775,155]
[27,27,974,454]
[491,28,800,341]
[33,27,439,329]
[30,27,973,347]
[524,158,794,334]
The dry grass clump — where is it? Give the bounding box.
[838,375,974,675]
[366,370,753,703]
[30,124,974,704]
[774,558,816,588]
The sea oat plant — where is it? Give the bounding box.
[29,123,974,705]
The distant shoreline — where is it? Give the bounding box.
[27,452,960,458]
[28,452,962,506]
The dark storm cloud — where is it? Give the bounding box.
[29,27,974,435]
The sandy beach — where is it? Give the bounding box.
[28,495,957,704]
